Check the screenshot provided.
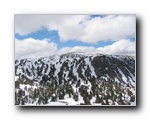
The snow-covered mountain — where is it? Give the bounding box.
[15,52,136,105]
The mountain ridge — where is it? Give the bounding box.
[15,52,136,105]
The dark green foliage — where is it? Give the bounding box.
[15,75,135,105]
[51,94,57,102]
[130,95,135,102]
[73,92,78,101]
[84,96,91,105]
[15,81,20,89]
[76,80,80,87]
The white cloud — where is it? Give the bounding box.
[15,15,135,43]
[15,38,57,59]
[15,15,89,35]
[58,46,96,55]
[15,38,135,59]
[58,15,135,43]
[96,39,135,55]
[58,39,135,55]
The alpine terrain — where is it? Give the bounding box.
[15,52,136,105]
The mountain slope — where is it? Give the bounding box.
[15,52,135,105]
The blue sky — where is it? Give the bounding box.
[15,28,121,49]
[15,15,136,59]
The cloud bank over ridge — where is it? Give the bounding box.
[15,15,136,59]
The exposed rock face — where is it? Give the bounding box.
[15,52,135,105]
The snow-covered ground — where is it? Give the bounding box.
[15,53,135,106]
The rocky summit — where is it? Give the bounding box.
[15,52,136,105]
